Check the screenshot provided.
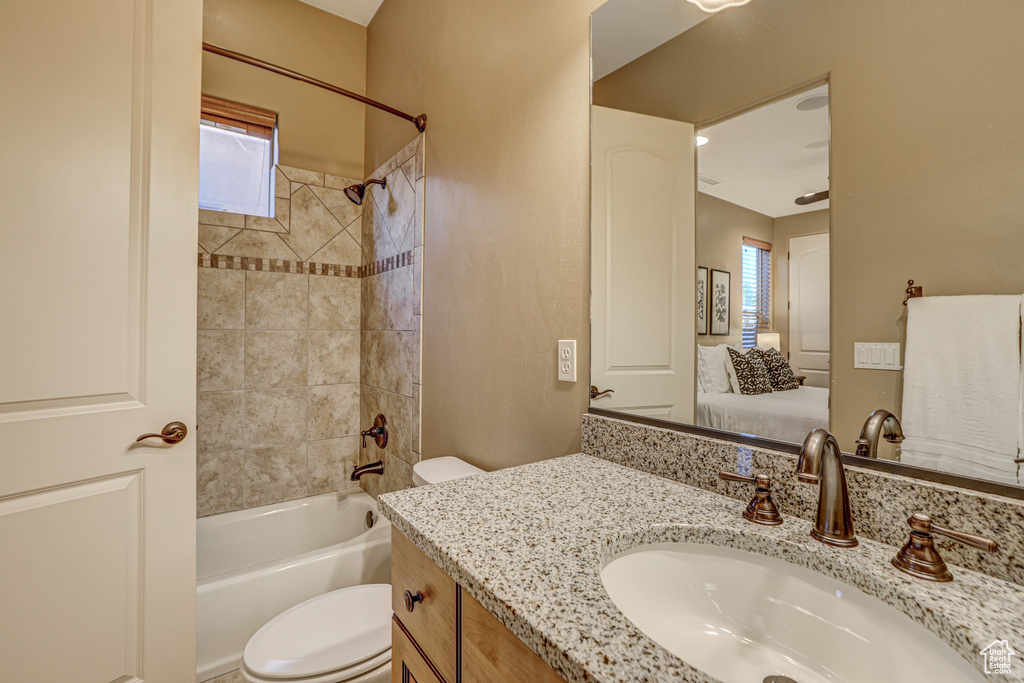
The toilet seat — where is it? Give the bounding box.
[241,584,392,683]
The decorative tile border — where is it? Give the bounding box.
[363,250,414,277]
[198,249,415,279]
[198,253,358,277]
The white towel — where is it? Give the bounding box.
[900,295,1022,484]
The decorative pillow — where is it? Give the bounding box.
[697,344,733,394]
[758,347,800,391]
[726,348,774,395]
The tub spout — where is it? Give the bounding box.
[351,460,384,481]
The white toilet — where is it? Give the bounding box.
[240,456,484,683]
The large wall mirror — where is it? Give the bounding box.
[589,0,1024,496]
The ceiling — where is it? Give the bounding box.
[297,0,383,26]
[591,0,710,81]
[697,84,830,218]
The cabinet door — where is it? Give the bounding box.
[393,618,444,683]
[461,589,565,683]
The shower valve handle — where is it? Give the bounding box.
[360,414,389,449]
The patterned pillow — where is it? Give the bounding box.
[757,347,801,391]
[726,348,774,395]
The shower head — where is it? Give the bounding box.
[343,178,386,205]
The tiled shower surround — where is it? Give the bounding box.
[195,138,424,516]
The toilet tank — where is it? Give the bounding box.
[411,457,485,486]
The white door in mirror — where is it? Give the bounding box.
[558,340,577,382]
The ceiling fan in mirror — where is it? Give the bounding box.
[795,190,829,206]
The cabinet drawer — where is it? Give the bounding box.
[393,617,444,683]
[391,528,457,683]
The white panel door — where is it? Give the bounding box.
[592,106,696,423]
[0,0,202,680]
[788,232,831,388]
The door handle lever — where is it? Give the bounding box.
[136,421,188,445]
[590,386,614,400]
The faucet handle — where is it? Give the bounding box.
[892,513,998,582]
[718,471,783,526]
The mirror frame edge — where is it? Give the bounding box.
[588,407,1024,501]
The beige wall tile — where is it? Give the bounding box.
[360,383,386,436]
[412,316,421,385]
[197,450,243,517]
[412,247,422,316]
[290,181,305,196]
[386,265,415,331]
[382,450,414,495]
[244,443,307,507]
[197,329,244,392]
[361,331,386,389]
[382,166,416,252]
[245,330,307,388]
[196,391,244,455]
[198,268,245,329]
[358,444,385,499]
[359,190,375,259]
[324,174,359,191]
[199,224,242,253]
[245,387,308,448]
[308,437,359,495]
[199,208,245,229]
[361,273,386,331]
[414,177,424,247]
[244,197,290,233]
[216,229,300,261]
[275,167,290,199]
[310,185,362,229]
[309,331,359,385]
[308,384,360,440]
[281,185,346,261]
[385,330,415,397]
[412,383,421,455]
[386,391,414,464]
[279,164,324,186]
[415,136,424,181]
[309,276,359,330]
[400,155,415,189]
[246,271,308,329]
[308,230,362,267]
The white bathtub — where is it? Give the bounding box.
[196,490,391,682]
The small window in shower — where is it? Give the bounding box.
[198,95,278,217]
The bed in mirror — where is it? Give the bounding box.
[589,0,1024,496]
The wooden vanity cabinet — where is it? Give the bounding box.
[391,528,564,683]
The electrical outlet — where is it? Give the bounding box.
[557,340,576,382]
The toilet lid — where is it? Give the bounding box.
[411,456,485,486]
[243,584,391,680]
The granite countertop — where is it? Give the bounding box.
[378,454,1024,683]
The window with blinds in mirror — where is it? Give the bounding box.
[741,237,771,348]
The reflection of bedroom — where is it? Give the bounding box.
[694,85,831,443]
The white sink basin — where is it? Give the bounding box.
[601,542,984,682]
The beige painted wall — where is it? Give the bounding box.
[595,0,1024,451]
[696,193,774,348]
[202,0,366,178]
[772,209,829,358]
[363,0,601,472]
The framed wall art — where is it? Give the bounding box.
[710,268,730,336]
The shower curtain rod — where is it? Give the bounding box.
[202,42,427,132]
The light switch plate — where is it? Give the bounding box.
[853,342,902,370]
[558,340,576,382]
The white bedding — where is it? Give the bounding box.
[696,386,829,444]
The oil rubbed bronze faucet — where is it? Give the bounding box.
[892,513,998,582]
[719,471,783,526]
[855,409,905,459]
[351,460,384,481]
[796,429,858,547]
